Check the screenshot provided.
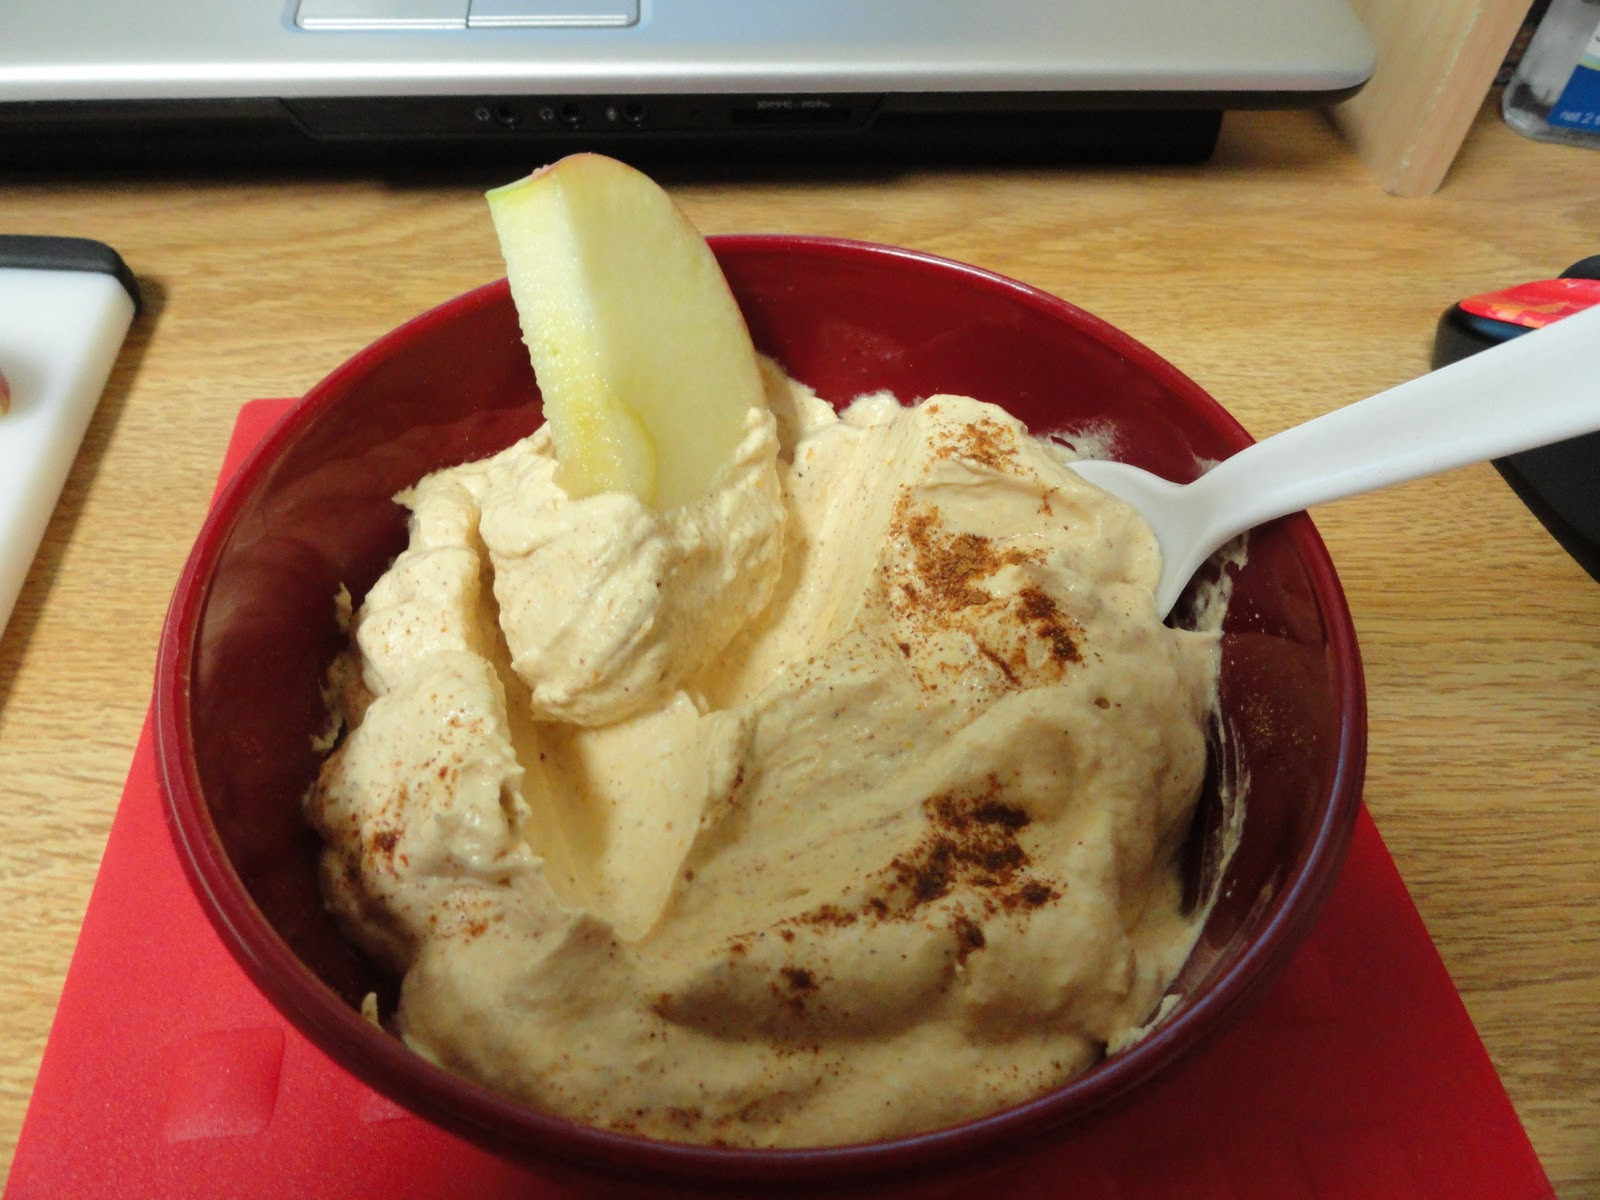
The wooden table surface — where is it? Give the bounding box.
[2,103,1597,1195]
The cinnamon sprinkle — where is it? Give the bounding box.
[930,416,1018,473]
[1015,586,1082,666]
[774,774,1061,945]
[887,493,1085,682]
[895,501,1031,613]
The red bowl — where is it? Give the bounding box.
[154,236,1364,1193]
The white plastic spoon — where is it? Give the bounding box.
[1070,302,1600,618]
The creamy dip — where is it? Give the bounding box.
[308,366,1221,1148]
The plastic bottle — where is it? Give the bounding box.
[1501,0,1600,148]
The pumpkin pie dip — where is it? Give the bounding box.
[307,371,1221,1148]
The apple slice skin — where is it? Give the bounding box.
[486,154,767,511]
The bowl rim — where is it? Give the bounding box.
[153,233,1366,1186]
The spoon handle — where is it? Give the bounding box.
[1193,302,1600,547]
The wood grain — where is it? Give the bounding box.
[2,103,1598,1195]
[1332,0,1532,195]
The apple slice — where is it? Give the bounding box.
[486,154,766,511]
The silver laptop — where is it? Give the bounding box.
[0,0,1375,165]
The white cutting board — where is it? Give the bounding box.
[0,265,137,638]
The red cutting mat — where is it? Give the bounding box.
[5,400,1556,1199]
